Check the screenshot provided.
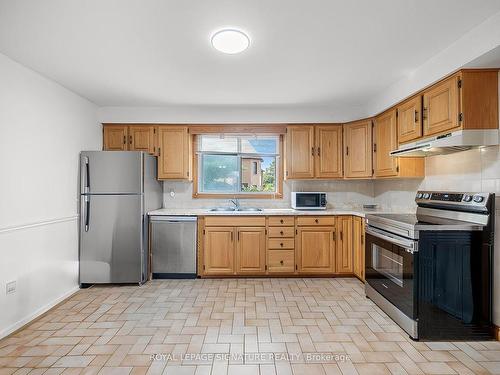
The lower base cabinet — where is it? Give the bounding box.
[203,227,235,275]
[267,250,295,273]
[336,216,353,273]
[200,215,365,278]
[236,227,266,274]
[353,216,365,281]
[203,220,266,276]
[296,226,335,273]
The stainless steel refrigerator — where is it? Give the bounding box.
[79,151,162,286]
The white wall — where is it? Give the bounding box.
[366,11,500,116]
[0,53,101,339]
[98,104,366,124]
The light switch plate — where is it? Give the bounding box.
[6,281,16,295]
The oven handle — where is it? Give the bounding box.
[366,226,417,253]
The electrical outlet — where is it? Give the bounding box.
[6,281,16,295]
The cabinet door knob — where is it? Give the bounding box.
[280,243,284,247]
[280,260,284,265]
[315,219,319,223]
[280,219,284,224]
[280,230,284,235]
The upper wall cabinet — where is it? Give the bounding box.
[128,125,157,154]
[286,125,315,179]
[157,125,191,180]
[103,125,128,151]
[422,74,460,137]
[315,125,343,178]
[374,109,425,179]
[374,109,398,177]
[343,119,372,178]
[103,124,192,180]
[422,70,499,138]
[286,124,343,179]
[103,124,157,154]
[397,96,422,144]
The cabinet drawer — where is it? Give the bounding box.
[296,216,335,226]
[268,227,295,238]
[268,250,295,273]
[268,238,295,249]
[268,216,294,226]
[204,216,266,227]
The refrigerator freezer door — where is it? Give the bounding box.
[80,151,143,194]
[80,194,143,284]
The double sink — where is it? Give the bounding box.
[210,207,263,212]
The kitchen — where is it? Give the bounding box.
[2,1,500,374]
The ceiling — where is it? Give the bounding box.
[1,0,499,108]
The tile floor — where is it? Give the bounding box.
[1,278,500,375]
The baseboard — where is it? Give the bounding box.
[0,286,80,340]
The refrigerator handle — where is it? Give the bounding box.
[84,156,90,194]
[84,195,90,232]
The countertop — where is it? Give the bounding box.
[148,207,404,218]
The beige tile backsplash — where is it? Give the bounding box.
[162,179,375,210]
[163,146,500,211]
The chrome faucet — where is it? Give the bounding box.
[230,199,240,210]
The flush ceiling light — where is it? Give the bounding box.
[211,29,250,54]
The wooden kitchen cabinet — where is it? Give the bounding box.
[267,216,295,274]
[103,124,157,153]
[315,125,343,178]
[285,125,315,179]
[423,70,499,137]
[202,217,266,276]
[423,74,460,137]
[236,227,266,274]
[128,125,157,154]
[374,109,425,179]
[353,216,365,281]
[343,119,373,178]
[374,109,398,177]
[157,126,191,180]
[267,250,295,273]
[296,226,335,273]
[397,96,422,144]
[203,227,234,275]
[336,216,353,274]
[286,124,343,179]
[200,215,364,277]
[103,125,128,151]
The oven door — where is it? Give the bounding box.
[365,226,417,319]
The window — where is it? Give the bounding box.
[195,134,281,196]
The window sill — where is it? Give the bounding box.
[193,192,283,199]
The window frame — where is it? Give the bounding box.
[192,134,284,199]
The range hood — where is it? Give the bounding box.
[390,129,500,157]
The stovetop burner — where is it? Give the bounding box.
[366,191,493,240]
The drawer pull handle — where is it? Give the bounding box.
[280,219,284,224]
[280,243,283,247]
[315,219,319,223]
[280,230,284,235]
[280,260,284,265]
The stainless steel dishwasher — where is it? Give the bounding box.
[150,216,197,278]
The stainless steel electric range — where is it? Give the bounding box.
[365,191,495,340]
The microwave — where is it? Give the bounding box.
[291,192,327,210]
